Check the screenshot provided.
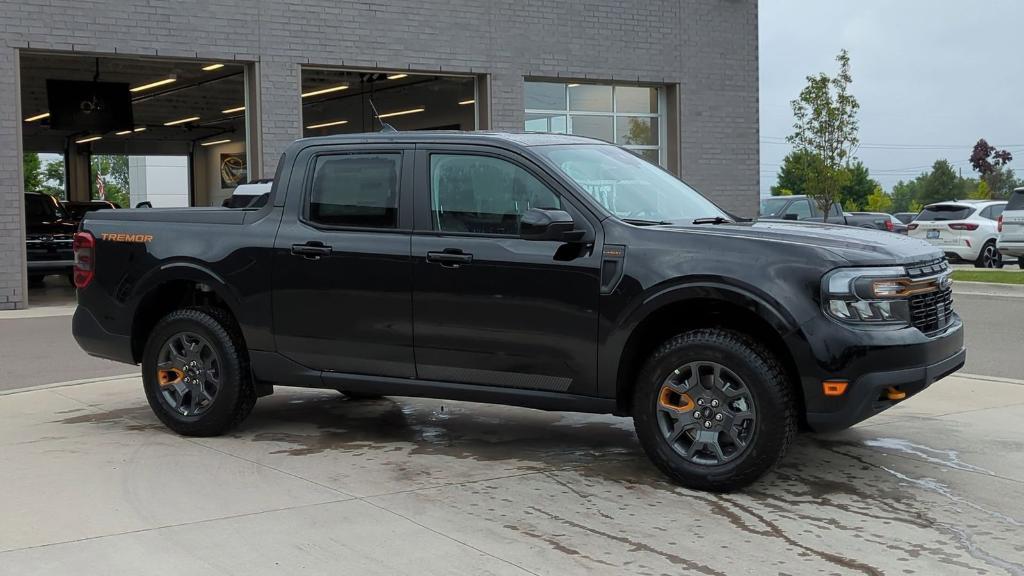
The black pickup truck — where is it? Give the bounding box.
[73,132,965,491]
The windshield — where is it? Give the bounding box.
[535,144,727,223]
[759,197,791,217]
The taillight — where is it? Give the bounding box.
[907,223,918,231]
[948,223,979,231]
[885,219,894,232]
[998,215,1004,233]
[73,231,95,288]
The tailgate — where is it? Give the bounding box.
[912,222,960,246]
[1002,211,1024,242]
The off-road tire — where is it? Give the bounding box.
[142,307,256,436]
[633,328,797,492]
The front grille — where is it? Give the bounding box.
[910,284,954,336]
[905,257,948,279]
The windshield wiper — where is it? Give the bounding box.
[691,216,734,225]
[622,218,673,226]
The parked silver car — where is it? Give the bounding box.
[996,187,1024,269]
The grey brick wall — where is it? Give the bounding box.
[0,0,758,309]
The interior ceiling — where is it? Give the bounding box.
[20,52,246,152]
[301,69,475,135]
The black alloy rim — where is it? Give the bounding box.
[156,331,222,417]
[655,361,757,465]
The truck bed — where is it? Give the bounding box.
[84,207,252,225]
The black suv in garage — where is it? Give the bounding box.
[24,192,76,285]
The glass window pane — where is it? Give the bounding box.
[524,82,566,110]
[570,115,613,142]
[615,86,658,114]
[430,154,560,235]
[616,117,658,146]
[309,154,400,228]
[568,84,612,112]
[630,148,660,164]
[525,113,567,133]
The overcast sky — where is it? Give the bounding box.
[759,0,1024,196]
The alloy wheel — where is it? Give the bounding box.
[655,361,757,465]
[156,331,222,417]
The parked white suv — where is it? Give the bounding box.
[908,200,1006,268]
[997,187,1024,269]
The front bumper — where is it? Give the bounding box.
[791,312,965,432]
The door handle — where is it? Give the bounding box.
[427,250,473,267]
[291,242,332,260]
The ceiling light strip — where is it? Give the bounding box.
[24,112,50,122]
[200,139,231,146]
[377,107,425,119]
[301,85,349,98]
[306,119,349,129]
[163,116,200,126]
[130,78,177,93]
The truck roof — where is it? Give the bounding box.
[290,131,605,150]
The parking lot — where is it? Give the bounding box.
[1,284,1022,575]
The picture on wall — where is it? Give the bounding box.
[220,153,247,189]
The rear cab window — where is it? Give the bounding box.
[917,205,974,221]
[1007,190,1024,212]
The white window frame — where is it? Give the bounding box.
[524,82,666,166]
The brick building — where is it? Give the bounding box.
[0,0,759,309]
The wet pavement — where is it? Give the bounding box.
[1,373,1022,575]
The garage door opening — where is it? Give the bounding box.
[19,51,255,302]
[301,69,480,137]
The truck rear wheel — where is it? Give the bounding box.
[142,307,256,437]
[632,328,796,492]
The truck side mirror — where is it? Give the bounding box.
[783,213,799,221]
[520,208,584,242]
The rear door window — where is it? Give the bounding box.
[307,153,401,228]
[785,199,812,220]
[917,205,974,221]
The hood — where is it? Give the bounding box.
[660,220,942,265]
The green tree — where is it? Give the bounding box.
[91,155,131,208]
[969,180,992,200]
[775,188,793,196]
[890,179,920,213]
[41,158,66,198]
[865,185,893,212]
[918,160,959,205]
[982,166,1022,199]
[771,149,818,196]
[23,152,43,193]
[840,162,877,210]
[786,49,860,216]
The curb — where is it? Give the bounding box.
[0,373,138,396]
[0,304,76,320]
[952,281,1024,298]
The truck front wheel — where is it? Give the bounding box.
[142,307,256,436]
[632,329,796,492]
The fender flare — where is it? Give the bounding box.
[599,277,803,399]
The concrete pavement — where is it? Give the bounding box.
[1,373,1022,575]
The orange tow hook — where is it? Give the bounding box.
[886,387,906,401]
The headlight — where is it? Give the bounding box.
[822,266,918,327]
